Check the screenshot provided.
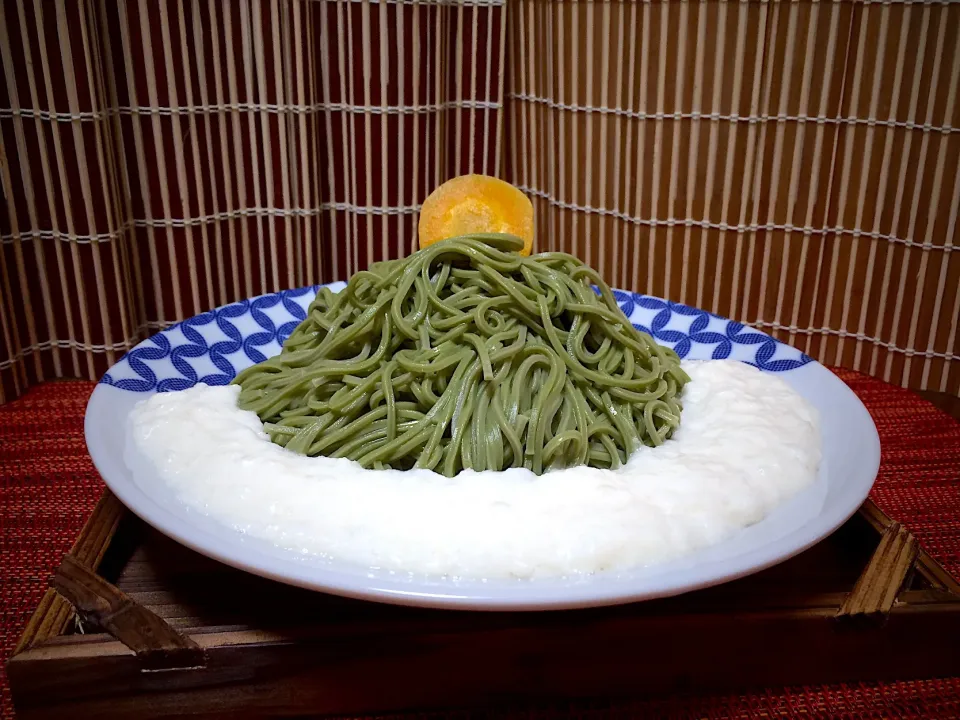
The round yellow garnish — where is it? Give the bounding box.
[418,174,534,256]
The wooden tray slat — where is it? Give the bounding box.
[13,493,127,656]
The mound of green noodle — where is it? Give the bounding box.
[234,234,688,476]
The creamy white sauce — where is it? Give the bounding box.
[126,360,820,579]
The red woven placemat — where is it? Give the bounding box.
[2,372,960,719]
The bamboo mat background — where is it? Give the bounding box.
[1,0,957,404]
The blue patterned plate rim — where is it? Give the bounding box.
[99,284,813,393]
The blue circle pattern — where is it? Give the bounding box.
[612,290,812,373]
[101,286,320,392]
[101,286,811,393]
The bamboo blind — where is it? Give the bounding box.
[0,0,957,404]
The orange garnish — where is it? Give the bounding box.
[418,174,534,256]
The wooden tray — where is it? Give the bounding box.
[7,489,960,719]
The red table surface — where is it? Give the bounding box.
[2,372,960,720]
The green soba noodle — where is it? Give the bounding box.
[234,233,689,476]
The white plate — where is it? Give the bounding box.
[85,284,880,610]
